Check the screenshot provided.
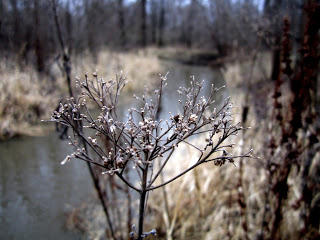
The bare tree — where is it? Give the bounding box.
[33,0,44,72]
[263,0,284,81]
[140,0,147,47]
[118,0,126,47]
[150,0,158,45]
[9,0,20,49]
[185,0,197,48]
[158,0,165,47]
[65,0,73,55]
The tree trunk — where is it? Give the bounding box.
[158,0,165,47]
[140,0,147,47]
[264,0,283,81]
[65,0,73,55]
[186,0,196,48]
[150,0,157,45]
[118,0,126,47]
[0,0,3,42]
[34,0,44,72]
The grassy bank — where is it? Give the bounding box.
[0,48,163,140]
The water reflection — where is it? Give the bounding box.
[0,133,91,240]
[160,62,227,122]
[117,61,227,123]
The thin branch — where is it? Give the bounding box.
[149,148,175,187]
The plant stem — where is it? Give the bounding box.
[138,190,147,240]
[138,166,148,240]
[86,161,116,239]
[80,136,116,239]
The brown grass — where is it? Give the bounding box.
[144,54,313,240]
[0,62,56,139]
[0,48,163,140]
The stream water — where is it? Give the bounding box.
[0,62,226,239]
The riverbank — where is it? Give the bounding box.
[0,48,163,140]
[1,46,239,141]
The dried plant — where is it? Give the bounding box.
[262,7,320,239]
[49,72,251,239]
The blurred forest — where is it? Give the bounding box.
[0,0,307,68]
[0,0,313,136]
[0,0,320,240]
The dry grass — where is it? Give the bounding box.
[73,48,162,93]
[72,118,306,239]
[0,48,163,140]
[144,55,311,240]
[146,131,262,239]
[0,62,56,139]
[223,52,271,86]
